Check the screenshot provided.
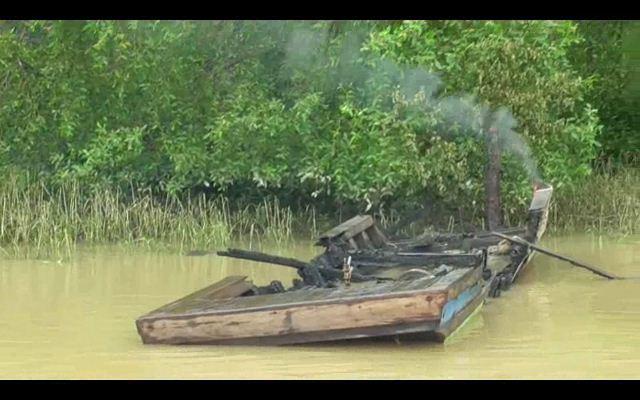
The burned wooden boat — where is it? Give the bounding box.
[136,184,553,345]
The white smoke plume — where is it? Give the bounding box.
[282,22,542,182]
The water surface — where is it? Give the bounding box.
[1,235,639,379]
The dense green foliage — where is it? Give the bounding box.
[571,21,640,163]
[0,20,636,228]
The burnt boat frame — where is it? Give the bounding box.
[136,184,553,346]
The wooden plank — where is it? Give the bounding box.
[140,276,253,317]
[319,215,371,240]
[320,215,373,240]
[365,226,385,248]
[475,227,526,238]
[347,237,359,250]
[137,290,448,344]
[352,251,483,268]
[342,215,374,240]
[359,230,374,249]
[529,186,553,211]
[143,320,442,346]
[370,225,388,245]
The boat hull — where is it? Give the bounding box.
[135,185,553,346]
[136,268,484,345]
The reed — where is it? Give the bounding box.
[0,177,322,259]
[1,165,637,259]
[549,165,640,236]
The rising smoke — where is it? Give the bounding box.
[282,22,542,182]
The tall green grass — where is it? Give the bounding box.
[550,166,640,236]
[0,176,322,259]
[1,166,637,259]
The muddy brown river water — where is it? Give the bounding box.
[0,234,639,379]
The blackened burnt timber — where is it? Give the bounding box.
[217,249,309,269]
[136,184,554,346]
[217,248,376,286]
[348,250,484,269]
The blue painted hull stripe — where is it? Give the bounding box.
[440,282,483,325]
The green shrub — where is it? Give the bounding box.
[0,20,626,229]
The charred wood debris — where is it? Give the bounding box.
[216,223,536,299]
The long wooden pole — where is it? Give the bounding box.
[491,232,620,280]
[217,248,309,269]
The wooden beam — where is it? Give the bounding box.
[365,226,386,248]
[319,215,374,241]
[141,320,441,346]
[217,248,309,269]
[342,215,374,240]
[370,225,388,245]
[359,230,374,249]
[351,251,483,269]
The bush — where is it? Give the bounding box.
[0,20,617,227]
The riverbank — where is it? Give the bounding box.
[1,168,638,259]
